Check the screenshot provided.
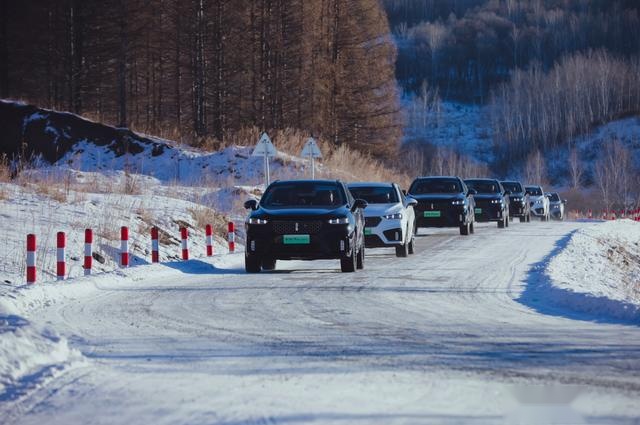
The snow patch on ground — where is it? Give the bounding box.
[523,220,640,323]
[0,291,82,397]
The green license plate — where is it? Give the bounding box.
[475,208,483,214]
[424,211,441,218]
[364,228,373,235]
[283,234,310,245]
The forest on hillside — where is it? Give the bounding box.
[0,0,402,158]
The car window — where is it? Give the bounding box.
[409,178,461,194]
[548,193,560,202]
[348,186,399,204]
[526,187,543,196]
[501,182,522,193]
[465,180,501,194]
[261,182,346,207]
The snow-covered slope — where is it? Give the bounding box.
[522,220,640,323]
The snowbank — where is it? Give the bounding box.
[525,220,640,323]
[0,293,82,396]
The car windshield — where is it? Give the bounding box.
[548,193,560,202]
[261,182,345,207]
[348,186,398,204]
[526,187,543,196]
[501,182,522,193]
[465,180,501,194]
[409,178,461,194]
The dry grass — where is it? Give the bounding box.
[187,205,228,237]
[0,154,11,182]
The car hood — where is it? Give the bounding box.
[549,201,562,206]
[473,193,503,200]
[255,206,349,218]
[530,196,546,203]
[363,203,402,217]
[410,194,464,202]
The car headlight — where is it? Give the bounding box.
[553,205,560,209]
[383,213,403,220]
[490,199,503,204]
[327,217,349,224]
[512,197,522,202]
[451,200,465,205]
[247,217,268,225]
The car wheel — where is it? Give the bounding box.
[357,246,365,269]
[340,248,357,273]
[505,215,509,227]
[395,241,409,257]
[408,231,415,254]
[459,222,470,235]
[261,257,276,271]
[245,254,262,273]
[519,216,526,223]
[470,221,475,234]
[498,218,505,228]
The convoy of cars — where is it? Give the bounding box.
[244,176,567,273]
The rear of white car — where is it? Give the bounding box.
[347,183,417,257]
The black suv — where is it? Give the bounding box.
[244,180,367,273]
[408,176,476,235]
[500,180,530,222]
[464,178,510,228]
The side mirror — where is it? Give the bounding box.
[402,189,408,196]
[525,190,530,195]
[407,196,418,207]
[468,189,477,196]
[563,199,568,204]
[352,198,368,211]
[244,199,258,210]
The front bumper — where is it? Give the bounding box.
[474,202,505,222]
[363,217,404,248]
[531,205,547,216]
[414,203,467,228]
[246,223,354,260]
[509,201,527,217]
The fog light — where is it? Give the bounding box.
[394,232,399,241]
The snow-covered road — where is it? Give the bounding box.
[2,220,640,424]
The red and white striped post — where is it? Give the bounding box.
[120,226,129,267]
[56,231,66,281]
[205,224,214,257]
[180,227,189,260]
[588,209,592,220]
[611,210,617,221]
[228,222,235,253]
[151,227,159,263]
[84,229,93,276]
[26,234,36,284]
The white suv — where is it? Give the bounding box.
[347,182,417,257]
[525,185,550,221]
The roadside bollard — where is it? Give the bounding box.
[84,229,93,276]
[206,224,214,257]
[57,232,66,281]
[151,227,159,263]
[27,234,36,284]
[181,227,189,260]
[120,226,129,267]
[228,222,235,253]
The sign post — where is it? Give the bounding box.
[300,137,322,179]
[251,133,277,188]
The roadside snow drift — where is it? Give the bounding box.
[525,220,640,323]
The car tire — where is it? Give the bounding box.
[505,215,509,227]
[408,232,415,255]
[245,254,262,273]
[460,222,470,235]
[261,257,276,271]
[470,221,475,234]
[340,249,357,273]
[396,241,409,257]
[498,218,505,228]
[519,216,526,223]
[357,246,365,269]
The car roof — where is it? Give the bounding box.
[525,185,542,188]
[500,180,522,184]
[347,182,394,188]
[270,179,341,185]
[413,176,460,180]
[464,178,500,182]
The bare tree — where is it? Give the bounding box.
[568,147,583,189]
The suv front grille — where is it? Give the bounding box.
[365,217,382,227]
[272,220,323,235]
